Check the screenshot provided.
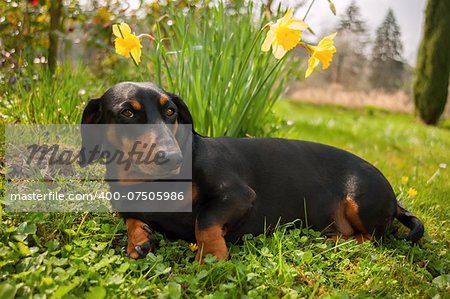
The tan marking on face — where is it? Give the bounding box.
[159,94,169,106]
[106,126,121,148]
[191,182,199,204]
[129,99,142,110]
[126,218,150,259]
[172,119,178,135]
[106,127,166,184]
[195,223,227,262]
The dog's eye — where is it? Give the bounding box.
[121,109,134,118]
[166,107,176,117]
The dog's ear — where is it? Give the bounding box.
[79,98,103,167]
[169,94,193,125]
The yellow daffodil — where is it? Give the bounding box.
[189,243,198,252]
[407,187,417,197]
[305,32,337,78]
[261,8,308,59]
[112,23,142,65]
[401,176,409,184]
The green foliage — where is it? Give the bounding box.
[143,1,298,137]
[413,0,450,125]
[1,102,449,297]
[0,1,50,66]
[0,66,104,124]
[1,1,299,137]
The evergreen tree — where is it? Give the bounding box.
[413,0,450,125]
[370,9,405,91]
[331,1,369,88]
[337,1,366,34]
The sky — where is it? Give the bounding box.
[300,0,427,65]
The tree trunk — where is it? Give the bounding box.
[48,0,63,74]
[413,0,450,125]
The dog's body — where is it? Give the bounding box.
[81,82,424,261]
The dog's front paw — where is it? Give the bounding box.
[126,220,153,259]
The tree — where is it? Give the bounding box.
[370,9,405,91]
[337,1,366,34]
[48,0,63,74]
[413,0,450,125]
[331,1,369,88]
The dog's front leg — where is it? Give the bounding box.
[195,183,256,262]
[126,218,153,259]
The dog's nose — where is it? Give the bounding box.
[164,152,183,168]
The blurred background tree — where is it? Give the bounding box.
[413,0,450,125]
[330,1,369,88]
[370,9,405,91]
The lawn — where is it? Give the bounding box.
[0,100,449,298]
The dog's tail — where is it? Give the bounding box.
[395,203,424,243]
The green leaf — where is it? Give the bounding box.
[17,242,31,256]
[167,282,181,299]
[86,286,107,299]
[51,280,79,299]
[432,274,450,289]
[17,222,37,235]
[0,282,17,299]
[301,251,313,264]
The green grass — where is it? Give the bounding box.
[1,101,449,298]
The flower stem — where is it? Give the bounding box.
[303,0,316,21]
[138,33,155,41]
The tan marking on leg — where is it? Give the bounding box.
[344,197,368,235]
[129,99,142,110]
[127,218,150,259]
[195,224,227,262]
[333,201,355,236]
[354,233,372,244]
[159,94,169,106]
[332,197,370,243]
[327,235,351,242]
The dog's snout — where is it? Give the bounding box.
[165,151,183,168]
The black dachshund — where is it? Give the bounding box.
[80,82,424,261]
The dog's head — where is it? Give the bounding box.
[79,82,193,180]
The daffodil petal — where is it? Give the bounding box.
[326,32,337,40]
[273,44,288,59]
[318,32,337,48]
[305,56,320,78]
[317,39,333,49]
[287,20,308,31]
[114,38,128,56]
[261,30,276,52]
[280,8,294,24]
[112,22,131,38]
[130,46,141,64]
